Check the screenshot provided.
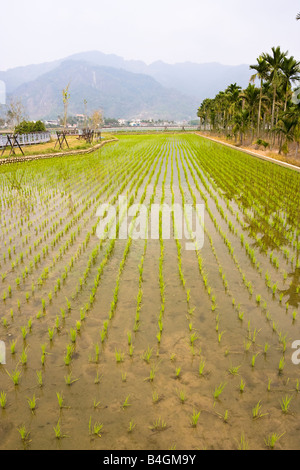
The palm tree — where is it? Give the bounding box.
[250,56,270,136]
[239,84,261,139]
[274,114,297,154]
[225,83,242,132]
[262,47,288,130]
[281,56,300,111]
[214,91,230,133]
[197,98,215,130]
[285,106,300,157]
[232,109,250,145]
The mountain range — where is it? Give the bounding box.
[0,51,252,121]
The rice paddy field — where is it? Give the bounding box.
[0,133,300,450]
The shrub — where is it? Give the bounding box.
[14,120,46,134]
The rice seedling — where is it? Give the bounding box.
[94,371,102,385]
[64,344,74,366]
[177,389,186,404]
[36,371,43,387]
[19,347,28,366]
[127,332,132,346]
[53,419,68,439]
[69,328,77,343]
[198,359,206,377]
[237,432,249,450]
[128,420,136,433]
[175,367,181,379]
[278,357,285,375]
[149,417,167,431]
[27,394,37,413]
[21,326,28,340]
[252,401,268,420]
[115,349,124,363]
[93,399,101,409]
[129,343,134,357]
[0,391,7,409]
[221,410,229,423]
[238,311,244,321]
[267,378,272,392]
[88,417,104,438]
[213,382,227,402]
[156,331,162,344]
[64,372,79,386]
[190,409,201,427]
[6,368,21,386]
[48,327,55,342]
[10,340,16,355]
[265,432,285,449]
[18,425,31,442]
[141,346,153,364]
[239,379,246,393]
[228,364,241,376]
[293,310,298,322]
[251,353,259,368]
[57,392,70,410]
[280,395,293,414]
[122,395,131,409]
[190,331,198,346]
[218,331,225,344]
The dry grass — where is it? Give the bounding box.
[0,134,113,158]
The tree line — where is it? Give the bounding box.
[197,46,300,157]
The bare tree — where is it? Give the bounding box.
[6,97,26,130]
[91,110,103,132]
[84,99,88,129]
[62,83,71,130]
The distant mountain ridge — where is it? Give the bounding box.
[0,51,252,121]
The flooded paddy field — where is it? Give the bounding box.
[0,134,299,450]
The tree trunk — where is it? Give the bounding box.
[271,84,277,129]
[257,79,263,137]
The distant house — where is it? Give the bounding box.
[129,120,141,127]
[44,120,59,127]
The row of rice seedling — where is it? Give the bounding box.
[190,136,300,272]
[180,141,296,361]
[181,139,296,330]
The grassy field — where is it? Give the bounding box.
[0,134,113,159]
[0,133,299,450]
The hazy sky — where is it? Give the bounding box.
[0,0,299,70]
